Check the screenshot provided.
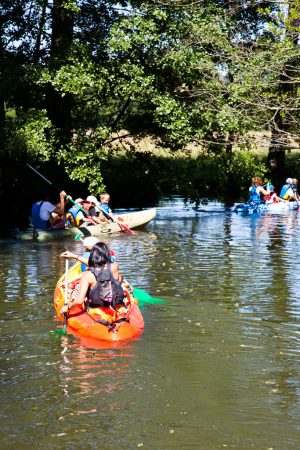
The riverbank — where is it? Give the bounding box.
[2,144,300,235]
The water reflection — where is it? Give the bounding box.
[57,336,136,399]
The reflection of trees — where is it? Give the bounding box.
[256,213,299,323]
[1,241,72,315]
[240,213,300,415]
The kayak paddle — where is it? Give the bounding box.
[55,259,69,335]
[132,287,165,305]
[97,204,135,235]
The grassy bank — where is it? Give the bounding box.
[104,130,300,203]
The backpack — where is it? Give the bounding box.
[88,265,125,308]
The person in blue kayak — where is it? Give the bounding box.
[31,189,67,230]
[248,177,271,204]
[279,178,296,201]
[291,178,300,201]
[263,183,283,204]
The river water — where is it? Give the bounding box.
[1,198,300,449]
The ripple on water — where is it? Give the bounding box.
[1,199,300,449]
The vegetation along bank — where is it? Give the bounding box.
[1,1,300,232]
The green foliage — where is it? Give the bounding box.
[58,134,107,194]
[1,0,298,207]
[19,110,54,160]
[152,94,192,145]
[61,0,80,13]
[225,150,267,185]
[4,110,55,161]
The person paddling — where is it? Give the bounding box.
[291,178,300,202]
[279,178,295,201]
[60,237,119,285]
[80,196,105,225]
[98,192,114,222]
[65,198,89,227]
[60,242,124,314]
[263,183,284,204]
[61,236,100,271]
[31,189,67,231]
[248,177,271,204]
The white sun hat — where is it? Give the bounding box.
[86,195,99,205]
[86,195,101,212]
[83,237,99,247]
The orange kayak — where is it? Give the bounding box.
[54,262,144,342]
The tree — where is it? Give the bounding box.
[267,1,300,182]
[2,0,299,203]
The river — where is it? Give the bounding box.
[1,198,300,449]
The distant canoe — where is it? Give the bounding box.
[233,202,298,215]
[16,208,156,241]
[78,208,156,237]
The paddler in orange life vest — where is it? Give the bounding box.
[248,177,271,204]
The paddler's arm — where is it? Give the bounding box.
[82,215,103,224]
[54,191,67,215]
[61,271,91,313]
[60,250,89,267]
[258,186,271,196]
[111,261,122,283]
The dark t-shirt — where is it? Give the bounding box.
[89,207,98,217]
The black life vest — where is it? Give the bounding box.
[87,265,124,308]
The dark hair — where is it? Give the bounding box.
[251,177,262,186]
[88,242,111,268]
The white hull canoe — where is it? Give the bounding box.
[78,208,157,237]
[16,208,156,241]
[233,202,298,215]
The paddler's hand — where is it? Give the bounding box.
[60,250,77,260]
[65,194,72,203]
[61,304,70,314]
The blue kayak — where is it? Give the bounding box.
[233,201,298,214]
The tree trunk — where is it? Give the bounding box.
[45,0,73,137]
[51,0,73,63]
[267,112,287,183]
[0,27,6,153]
[267,1,299,182]
[33,0,48,63]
